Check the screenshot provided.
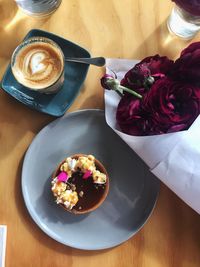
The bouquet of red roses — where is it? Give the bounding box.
[101,42,200,214]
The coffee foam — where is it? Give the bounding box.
[12,41,64,90]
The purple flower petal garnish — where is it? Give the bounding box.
[57,171,68,182]
[83,170,92,179]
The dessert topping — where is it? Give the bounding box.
[60,157,77,176]
[83,170,92,179]
[60,189,78,209]
[57,171,68,182]
[52,154,107,211]
[79,191,84,197]
[75,155,96,173]
[51,179,66,196]
[59,155,107,184]
[93,170,107,184]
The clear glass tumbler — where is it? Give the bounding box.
[11,37,65,94]
[167,4,200,39]
[15,0,62,17]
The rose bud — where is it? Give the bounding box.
[121,55,174,94]
[100,74,116,90]
[101,74,142,99]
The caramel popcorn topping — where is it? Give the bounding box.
[51,154,107,211]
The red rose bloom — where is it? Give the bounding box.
[116,96,147,135]
[121,55,174,95]
[116,77,200,135]
[172,42,200,85]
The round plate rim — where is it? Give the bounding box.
[21,109,160,250]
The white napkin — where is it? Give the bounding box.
[105,58,200,214]
[0,226,7,267]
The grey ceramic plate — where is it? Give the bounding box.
[22,109,159,250]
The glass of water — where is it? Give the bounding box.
[167,1,200,39]
[15,0,62,17]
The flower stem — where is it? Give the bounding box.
[105,78,142,99]
[119,85,142,99]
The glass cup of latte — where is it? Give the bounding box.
[11,37,65,94]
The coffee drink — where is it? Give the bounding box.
[11,37,64,93]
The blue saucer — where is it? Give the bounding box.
[1,29,90,116]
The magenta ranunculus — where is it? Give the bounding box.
[120,55,174,95]
[171,42,200,85]
[172,0,200,16]
[116,96,147,135]
[116,77,200,136]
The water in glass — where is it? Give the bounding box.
[167,5,200,39]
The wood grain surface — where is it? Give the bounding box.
[0,0,200,266]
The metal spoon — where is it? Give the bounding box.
[65,56,105,67]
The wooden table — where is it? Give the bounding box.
[0,0,200,266]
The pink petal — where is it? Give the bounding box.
[57,171,68,182]
[83,170,92,179]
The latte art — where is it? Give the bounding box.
[11,39,64,91]
[26,50,51,75]
[22,48,56,81]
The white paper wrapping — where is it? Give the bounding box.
[0,225,7,267]
[105,58,200,214]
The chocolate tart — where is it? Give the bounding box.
[51,154,109,214]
